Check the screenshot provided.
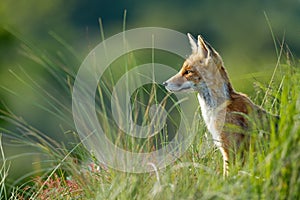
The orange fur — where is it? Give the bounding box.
[163,34,276,177]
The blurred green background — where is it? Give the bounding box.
[0,0,299,187]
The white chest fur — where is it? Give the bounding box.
[197,93,222,147]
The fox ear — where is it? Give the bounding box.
[198,35,223,66]
[187,33,198,54]
[197,35,211,58]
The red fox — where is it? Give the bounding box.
[163,34,277,177]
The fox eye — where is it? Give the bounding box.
[184,70,193,75]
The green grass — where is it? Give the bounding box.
[0,27,299,200]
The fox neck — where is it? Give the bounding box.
[195,75,234,110]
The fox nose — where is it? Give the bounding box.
[162,81,168,86]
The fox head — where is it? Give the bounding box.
[163,33,227,93]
